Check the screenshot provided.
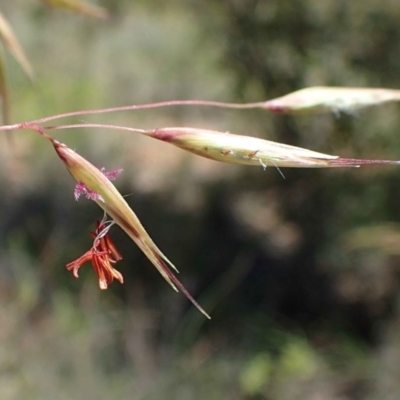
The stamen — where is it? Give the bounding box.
[66,218,123,289]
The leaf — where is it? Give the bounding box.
[0,10,33,80]
[42,0,109,19]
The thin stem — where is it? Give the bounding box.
[7,122,56,141]
[0,123,20,132]
[42,123,149,135]
[28,99,267,125]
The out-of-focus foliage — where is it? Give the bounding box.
[42,0,108,19]
[0,0,104,124]
[0,9,32,124]
[2,0,400,399]
[0,56,10,125]
[0,10,33,79]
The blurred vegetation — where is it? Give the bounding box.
[1,0,400,399]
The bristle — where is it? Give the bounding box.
[328,158,400,167]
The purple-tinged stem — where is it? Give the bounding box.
[0,123,20,132]
[42,123,149,135]
[26,100,266,125]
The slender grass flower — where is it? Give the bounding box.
[263,87,400,115]
[146,127,400,168]
[50,137,210,318]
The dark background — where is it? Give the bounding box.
[1,1,400,398]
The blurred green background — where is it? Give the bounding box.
[2,0,400,399]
